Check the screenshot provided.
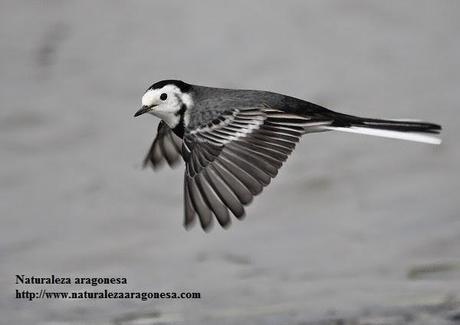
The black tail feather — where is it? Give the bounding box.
[330,112,442,134]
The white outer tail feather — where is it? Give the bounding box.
[324,126,442,145]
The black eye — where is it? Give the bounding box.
[160,93,167,101]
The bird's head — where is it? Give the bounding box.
[134,80,193,129]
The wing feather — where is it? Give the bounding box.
[217,154,264,194]
[195,173,231,228]
[203,168,245,219]
[187,177,213,230]
[181,106,315,230]
[143,121,182,169]
[183,178,196,229]
[210,163,253,205]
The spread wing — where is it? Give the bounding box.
[143,121,183,169]
[182,105,328,231]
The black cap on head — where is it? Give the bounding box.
[148,80,192,93]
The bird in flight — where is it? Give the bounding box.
[134,80,441,231]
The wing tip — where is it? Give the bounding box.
[183,217,196,230]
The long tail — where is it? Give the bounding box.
[321,113,442,144]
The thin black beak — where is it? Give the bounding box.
[134,105,152,117]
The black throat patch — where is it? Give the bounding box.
[172,103,187,138]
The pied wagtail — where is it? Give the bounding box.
[134,80,441,231]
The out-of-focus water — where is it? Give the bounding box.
[1,1,459,324]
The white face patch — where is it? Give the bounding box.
[141,90,156,107]
[141,85,194,129]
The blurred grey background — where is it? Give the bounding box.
[1,1,459,324]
